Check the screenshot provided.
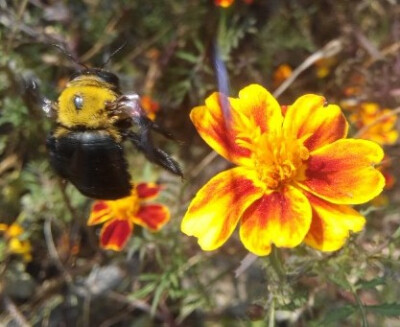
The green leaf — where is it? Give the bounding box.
[365,303,400,317]
[151,279,167,316]
[322,305,356,325]
[175,51,199,64]
[128,282,157,299]
[356,277,386,290]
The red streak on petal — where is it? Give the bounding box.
[136,204,169,231]
[92,201,109,213]
[136,183,162,199]
[100,219,132,251]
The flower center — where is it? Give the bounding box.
[109,188,141,220]
[252,132,309,189]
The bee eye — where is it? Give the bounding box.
[73,95,84,110]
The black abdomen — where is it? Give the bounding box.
[47,131,132,199]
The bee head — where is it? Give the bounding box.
[70,68,120,91]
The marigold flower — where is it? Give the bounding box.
[88,183,170,251]
[315,57,337,79]
[350,102,398,145]
[182,84,385,256]
[141,95,160,121]
[0,223,32,262]
[215,0,234,7]
[273,64,292,87]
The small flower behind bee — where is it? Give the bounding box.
[182,84,385,256]
[0,223,32,262]
[140,95,160,121]
[88,183,170,251]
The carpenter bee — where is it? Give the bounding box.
[26,67,182,200]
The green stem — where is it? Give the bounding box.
[217,8,228,59]
[350,283,368,327]
[270,246,286,282]
[268,296,275,327]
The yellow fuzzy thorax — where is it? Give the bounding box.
[57,75,118,130]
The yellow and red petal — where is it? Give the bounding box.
[283,94,348,151]
[229,84,283,136]
[136,183,162,200]
[100,219,133,251]
[301,139,385,204]
[134,204,170,231]
[87,201,114,226]
[190,92,253,166]
[239,185,312,256]
[181,167,265,251]
[304,193,365,252]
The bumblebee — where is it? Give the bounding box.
[27,68,182,199]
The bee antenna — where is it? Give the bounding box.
[101,42,127,69]
[51,44,88,70]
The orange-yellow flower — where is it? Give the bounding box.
[182,84,385,256]
[273,64,292,87]
[88,183,170,251]
[314,57,337,79]
[215,0,234,7]
[0,223,32,262]
[350,102,398,145]
[141,95,160,121]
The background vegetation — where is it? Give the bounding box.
[1,0,400,326]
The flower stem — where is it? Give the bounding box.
[270,246,286,281]
[268,296,275,327]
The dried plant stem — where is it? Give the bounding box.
[2,294,31,327]
[190,151,220,179]
[80,15,121,62]
[235,253,257,278]
[44,218,74,285]
[273,39,343,98]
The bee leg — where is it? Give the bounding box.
[23,78,56,118]
[149,121,177,141]
[127,130,183,177]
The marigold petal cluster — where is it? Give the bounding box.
[214,0,253,7]
[182,84,385,256]
[0,223,32,262]
[140,95,160,121]
[214,0,234,7]
[88,183,170,251]
[350,102,398,145]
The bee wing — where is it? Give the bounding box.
[113,93,176,140]
[23,78,56,118]
[111,93,183,177]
